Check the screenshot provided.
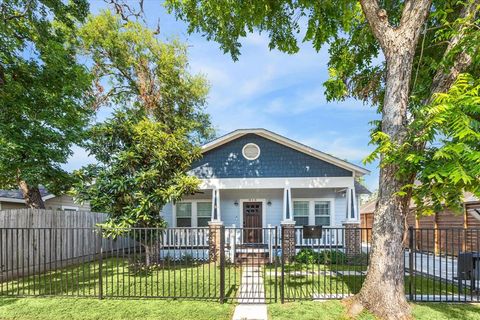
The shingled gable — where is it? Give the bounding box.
[190,129,369,179]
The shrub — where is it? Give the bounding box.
[294,248,347,265]
[318,250,347,264]
[295,248,317,264]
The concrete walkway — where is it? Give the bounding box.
[232,266,268,320]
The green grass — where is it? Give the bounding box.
[0,297,234,320]
[268,300,480,320]
[264,263,463,299]
[1,298,479,320]
[0,258,240,300]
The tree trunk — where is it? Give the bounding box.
[143,243,159,267]
[18,181,45,209]
[348,1,432,319]
[349,53,414,320]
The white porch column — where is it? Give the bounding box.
[345,188,352,221]
[351,186,358,221]
[211,188,221,222]
[282,187,293,222]
[345,186,358,221]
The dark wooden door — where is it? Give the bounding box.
[243,202,262,243]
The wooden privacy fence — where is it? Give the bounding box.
[361,201,480,255]
[0,209,130,280]
[0,209,107,228]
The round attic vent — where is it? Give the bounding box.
[242,143,260,160]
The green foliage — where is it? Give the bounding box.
[79,11,213,144]
[73,107,201,233]
[165,0,359,61]
[294,248,347,265]
[0,0,93,195]
[73,12,212,236]
[366,74,480,213]
[165,0,480,217]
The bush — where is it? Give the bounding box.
[295,248,317,264]
[318,250,347,264]
[294,248,347,265]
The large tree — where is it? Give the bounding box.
[73,12,213,264]
[0,0,93,208]
[165,1,480,319]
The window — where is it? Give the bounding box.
[197,202,212,227]
[315,201,330,226]
[242,143,260,160]
[175,201,212,227]
[176,202,192,227]
[61,206,78,212]
[293,201,309,226]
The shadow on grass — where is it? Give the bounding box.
[0,297,19,307]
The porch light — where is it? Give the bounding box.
[234,200,239,206]
[267,200,272,206]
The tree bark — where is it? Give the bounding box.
[18,181,46,209]
[143,243,159,267]
[347,1,432,319]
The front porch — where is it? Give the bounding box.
[162,177,362,230]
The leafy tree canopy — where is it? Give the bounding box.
[73,107,201,231]
[166,0,480,213]
[73,12,212,233]
[79,11,213,144]
[0,0,93,206]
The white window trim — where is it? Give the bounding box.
[61,205,79,211]
[242,143,261,160]
[172,200,212,227]
[292,198,335,226]
[239,199,266,229]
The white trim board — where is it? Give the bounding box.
[199,177,355,190]
[201,129,369,176]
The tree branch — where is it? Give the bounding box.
[427,0,479,101]
[359,0,394,50]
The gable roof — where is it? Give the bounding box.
[202,129,370,176]
[0,187,55,203]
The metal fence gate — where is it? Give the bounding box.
[1,226,479,303]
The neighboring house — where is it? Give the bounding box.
[161,128,371,243]
[0,187,90,211]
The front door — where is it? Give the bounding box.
[243,202,262,243]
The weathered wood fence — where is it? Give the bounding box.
[0,209,131,280]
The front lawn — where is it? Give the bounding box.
[264,262,462,299]
[0,297,234,320]
[0,258,240,300]
[269,300,480,320]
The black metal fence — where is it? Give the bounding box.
[0,226,479,303]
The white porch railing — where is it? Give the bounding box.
[155,227,345,248]
[294,227,344,247]
[160,228,210,247]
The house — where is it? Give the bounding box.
[161,128,370,243]
[0,187,90,211]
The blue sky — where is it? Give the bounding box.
[66,1,381,191]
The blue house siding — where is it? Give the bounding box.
[190,134,352,179]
